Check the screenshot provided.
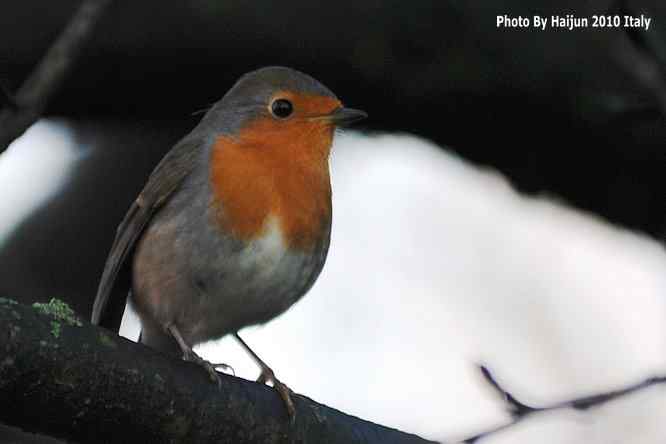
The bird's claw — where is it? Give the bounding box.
[182,350,233,388]
[258,367,296,420]
[256,367,270,384]
[212,362,235,376]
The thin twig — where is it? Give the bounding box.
[460,365,666,443]
[0,0,114,154]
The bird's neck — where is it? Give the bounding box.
[209,126,333,252]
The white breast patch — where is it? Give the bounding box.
[239,215,288,275]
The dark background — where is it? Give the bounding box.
[0,0,664,318]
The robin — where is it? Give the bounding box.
[91,66,367,417]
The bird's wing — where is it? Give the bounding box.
[91,136,204,329]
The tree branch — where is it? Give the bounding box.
[0,0,113,154]
[460,365,666,443]
[0,299,436,444]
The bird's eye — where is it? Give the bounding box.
[271,98,293,119]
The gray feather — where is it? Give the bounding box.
[91,136,205,328]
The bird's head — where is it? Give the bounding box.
[203,66,366,161]
[207,67,366,249]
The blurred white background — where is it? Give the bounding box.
[3,122,666,443]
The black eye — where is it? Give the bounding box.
[271,99,293,119]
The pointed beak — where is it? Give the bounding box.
[327,107,368,126]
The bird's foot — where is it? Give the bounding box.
[258,366,296,420]
[232,333,296,420]
[212,361,235,376]
[182,349,233,387]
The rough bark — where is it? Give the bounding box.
[0,299,436,444]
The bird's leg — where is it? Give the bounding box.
[167,325,233,386]
[233,332,296,419]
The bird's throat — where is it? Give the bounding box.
[209,129,332,251]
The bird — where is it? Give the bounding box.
[91,66,367,417]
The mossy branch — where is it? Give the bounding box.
[0,299,436,444]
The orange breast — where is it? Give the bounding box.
[209,116,333,251]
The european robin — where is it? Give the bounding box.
[91,66,367,417]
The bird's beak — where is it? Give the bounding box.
[325,107,368,126]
